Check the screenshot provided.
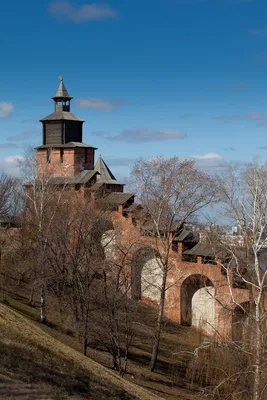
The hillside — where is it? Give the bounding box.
[0,287,203,400]
[0,302,163,400]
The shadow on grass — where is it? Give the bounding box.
[0,341,136,400]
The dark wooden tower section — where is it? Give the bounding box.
[37,77,97,177]
[40,77,85,146]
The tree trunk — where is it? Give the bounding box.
[28,286,34,306]
[40,285,47,324]
[150,268,167,372]
[83,336,88,356]
[17,273,22,287]
[253,299,261,400]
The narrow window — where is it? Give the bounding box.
[60,148,64,163]
[47,149,51,164]
[84,149,88,165]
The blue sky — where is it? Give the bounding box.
[1,0,267,179]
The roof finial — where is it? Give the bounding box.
[53,77,72,100]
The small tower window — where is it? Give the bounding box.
[47,149,51,164]
[60,148,64,163]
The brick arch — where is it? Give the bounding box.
[131,246,161,300]
[180,274,214,328]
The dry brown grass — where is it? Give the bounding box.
[0,277,205,399]
[0,302,163,400]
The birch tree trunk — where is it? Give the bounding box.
[40,284,47,324]
[253,297,261,400]
[150,267,167,371]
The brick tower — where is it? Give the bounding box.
[36,77,97,178]
[34,77,134,209]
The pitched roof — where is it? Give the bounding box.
[173,230,192,242]
[26,170,99,186]
[40,111,85,122]
[52,79,72,100]
[35,142,97,150]
[94,156,124,185]
[106,192,134,205]
[72,170,99,184]
[183,242,214,257]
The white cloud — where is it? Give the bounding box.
[214,112,265,123]
[214,114,240,123]
[172,0,254,4]
[105,157,135,166]
[178,113,193,119]
[49,1,117,23]
[233,82,248,89]
[249,28,267,35]
[4,155,24,163]
[76,98,125,112]
[190,153,224,168]
[192,152,223,161]
[255,52,267,62]
[0,155,24,176]
[231,0,255,3]
[107,128,187,142]
[224,146,238,152]
[0,102,14,118]
[246,112,264,120]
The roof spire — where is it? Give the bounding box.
[52,76,73,112]
[95,155,120,184]
[52,76,73,101]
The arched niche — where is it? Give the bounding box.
[180,274,214,332]
[131,247,162,301]
[141,258,163,303]
[101,229,116,259]
[92,218,113,260]
[192,286,215,333]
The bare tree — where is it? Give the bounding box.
[131,156,216,371]
[204,161,267,400]
[20,149,67,324]
[46,202,112,355]
[97,222,139,375]
[0,173,24,299]
[0,173,22,221]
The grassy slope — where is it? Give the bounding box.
[0,275,205,400]
[0,293,203,400]
[0,302,163,400]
